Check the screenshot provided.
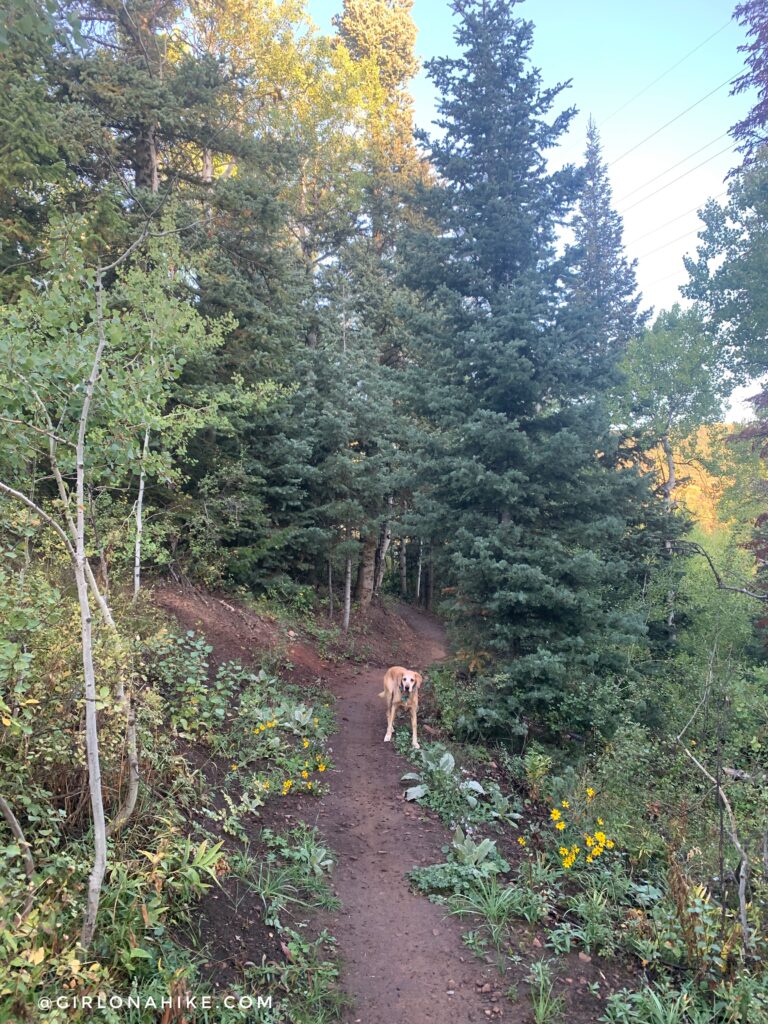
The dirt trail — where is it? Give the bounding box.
[317,606,504,1023]
[154,588,511,1021]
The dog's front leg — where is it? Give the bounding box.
[384,697,396,742]
[410,703,420,749]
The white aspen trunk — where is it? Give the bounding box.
[76,557,107,949]
[342,552,352,634]
[662,432,677,629]
[373,501,393,595]
[133,425,150,602]
[415,538,423,602]
[327,555,334,619]
[78,272,109,950]
[662,432,676,513]
[399,539,407,598]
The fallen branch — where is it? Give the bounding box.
[675,738,751,949]
[0,796,35,922]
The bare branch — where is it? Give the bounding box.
[0,482,76,561]
[677,646,716,742]
[0,796,35,922]
[675,541,768,601]
[0,417,75,448]
[675,738,751,949]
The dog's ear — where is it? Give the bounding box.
[415,672,424,686]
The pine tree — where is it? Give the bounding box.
[405,0,667,739]
[565,119,648,378]
[731,0,768,167]
[0,1,89,298]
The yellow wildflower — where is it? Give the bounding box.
[517,837,527,847]
[586,787,596,800]
[596,817,604,826]
[555,821,566,831]
[606,840,615,849]
[303,739,310,748]
[561,800,570,809]
[230,763,238,771]
[550,808,561,821]
[559,846,569,857]
[318,763,327,772]
[301,770,309,779]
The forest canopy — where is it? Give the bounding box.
[3,0,768,1021]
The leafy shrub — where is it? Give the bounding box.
[401,742,521,828]
[409,825,510,897]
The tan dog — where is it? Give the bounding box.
[379,666,424,750]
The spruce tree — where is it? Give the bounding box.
[405,0,667,740]
[565,119,648,381]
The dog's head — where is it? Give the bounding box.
[399,669,423,700]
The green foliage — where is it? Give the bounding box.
[400,741,521,829]
[409,825,510,899]
[262,824,335,878]
[619,305,730,439]
[527,959,565,1024]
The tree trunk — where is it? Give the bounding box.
[399,539,407,598]
[342,552,352,634]
[661,432,676,512]
[328,554,334,620]
[415,539,423,602]
[77,275,110,949]
[662,432,677,629]
[425,551,434,612]
[134,126,159,193]
[133,425,150,602]
[354,532,377,610]
[374,500,393,594]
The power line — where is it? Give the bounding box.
[626,191,727,247]
[608,72,739,167]
[643,266,689,290]
[600,19,732,126]
[619,143,734,214]
[617,133,728,203]
[637,227,702,261]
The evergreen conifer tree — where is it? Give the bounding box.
[405,0,667,739]
[565,119,648,380]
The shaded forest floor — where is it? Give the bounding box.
[153,584,637,1023]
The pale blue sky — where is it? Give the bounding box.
[308,0,751,315]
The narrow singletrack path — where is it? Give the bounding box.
[317,606,507,1023]
[155,588,514,1021]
